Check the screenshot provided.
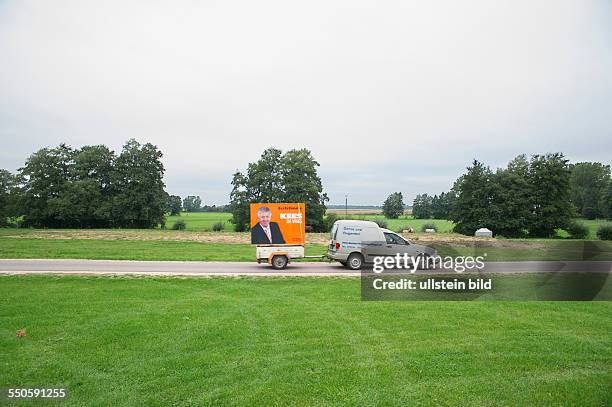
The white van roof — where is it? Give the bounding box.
[334,219,379,227]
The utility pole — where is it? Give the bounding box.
[345,194,348,217]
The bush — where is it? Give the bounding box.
[172,219,186,230]
[421,223,437,232]
[212,221,224,232]
[372,218,388,228]
[322,213,338,232]
[596,224,612,240]
[565,221,588,239]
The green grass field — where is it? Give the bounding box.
[331,214,455,233]
[0,238,326,261]
[556,218,612,240]
[166,212,234,231]
[1,276,610,406]
[163,212,611,239]
[1,237,611,261]
[0,237,612,261]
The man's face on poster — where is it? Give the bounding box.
[258,210,271,227]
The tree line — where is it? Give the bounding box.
[165,194,229,216]
[0,139,167,228]
[388,153,611,237]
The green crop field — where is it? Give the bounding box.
[166,212,234,231]
[330,214,455,233]
[1,275,610,406]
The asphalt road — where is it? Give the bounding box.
[0,259,610,277]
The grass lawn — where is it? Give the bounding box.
[1,238,611,261]
[1,276,610,406]
[0,238,327,261]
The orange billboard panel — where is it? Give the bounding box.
[250,203,306,245]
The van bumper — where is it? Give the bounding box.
[327,249,349,262]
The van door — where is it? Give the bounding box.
[382,232,411,256]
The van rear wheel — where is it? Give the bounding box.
[346,253,364,270]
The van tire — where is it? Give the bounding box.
[346,253,364,270]
[271,255,288,270]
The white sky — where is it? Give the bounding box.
[1,0,611,205]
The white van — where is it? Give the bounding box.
[327,219,436,270]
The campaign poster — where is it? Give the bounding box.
[250,203,306,245]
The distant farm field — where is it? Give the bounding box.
[330,214,455,233]
[150,212,611,240]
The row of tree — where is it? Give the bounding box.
[447,154,610,237]
[230,148,328,232]
[381,155,610,237]
[169,195,229,214]
[0,140,167,228]
[412,192,455,219]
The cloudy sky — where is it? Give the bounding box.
[1,0,611,205]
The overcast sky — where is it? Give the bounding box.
[1,0,611,205]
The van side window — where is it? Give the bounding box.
[384,233,406,245]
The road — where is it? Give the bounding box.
[0,259,610,277]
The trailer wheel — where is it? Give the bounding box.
[271,255,288,270]
[346,253,364,270]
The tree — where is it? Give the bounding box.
[449,160,493,235]
[0,169,17,226]
[527,153,574,237]
[182,196,202,212]
[412,194,433,219]
[382,192,404,219]
[111,139,166,228]
[166,194,182,215]
[431,191,455,219]
[281,149,328,231]
[569,162,611,219]
[19,144,75,227]
[485,155,533,237]
[601,179,612,220]
[62,145,116,227]
[230,148,328,232]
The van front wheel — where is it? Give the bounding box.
[346,253,364,270]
